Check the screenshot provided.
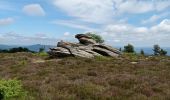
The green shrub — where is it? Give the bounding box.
[86,32,104,43]
[0,79,26,100]
[153,44,167,56]
[124,44,135,53]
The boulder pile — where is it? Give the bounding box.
[48,34,121,58]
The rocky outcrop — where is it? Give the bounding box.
[75,34,96,45]
[48,34,121,58]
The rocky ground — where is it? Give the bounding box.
[0,52,170,100]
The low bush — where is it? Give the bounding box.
[0,79,27,100]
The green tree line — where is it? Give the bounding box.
[122,44,167,56]
[0,47,34,53]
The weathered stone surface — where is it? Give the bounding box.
[75,34,96,45]
[48,34,121,58]
[75,34,92,39]
[93,46,119,57]
[93,44,121,55]
[48,47,71,57]
[69,48,94,58]
[79,37,96,45]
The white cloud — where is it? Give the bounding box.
[117,0,170,14]
[0,32,59,45]
[23,4,45,16]
[52,20,98,31]
[118,1,154,14]
[0,17,14,26]
[142,12,170,24]
[105,24,131,34]
[155,1,170,11]
[102,19,170,46]
[151,19,170,33]
[52,0,115,24]
[63,32,70,36]
[52,0,170,24]
[50,18,170,46]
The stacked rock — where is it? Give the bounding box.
[75,34,96,45]
[48,34,121,58]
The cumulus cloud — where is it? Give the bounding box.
[142,12,170,24]
[117,1,154,14]
[51,18,170,46]
[0,32,59,45]
[52,20,98,31]
[116,0,170,14]
[52,0,170,24]
[52,0,115,24]
[0,17,14,26]
[151,19,170,34]
[102,19,170,46]
[155,1,170,11]
[23,4,45,16]
[63,32,70,36]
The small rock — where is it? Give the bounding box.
[131,62,138,64]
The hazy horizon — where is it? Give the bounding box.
[1,43,170,48]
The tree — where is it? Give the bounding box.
[0,49,8,53]
[0,47,33,53]
[153,44,167,56]
[86,32,104,43]
[153,45,161,55]
[119,48,122,52]
[123,44,135,53]
[39,47,45,53]
[160,49,167,56]
[8,47,30,53]
[140,49,145,55]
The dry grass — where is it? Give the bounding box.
[0,52,170,100]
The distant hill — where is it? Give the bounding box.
[0,44,16,50]
[0,44,55,52]
[24,44,55,52]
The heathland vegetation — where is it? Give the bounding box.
[0,33,169,100]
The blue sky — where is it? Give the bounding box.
[0,0,170,47]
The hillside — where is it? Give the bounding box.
[0,53,170,100]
